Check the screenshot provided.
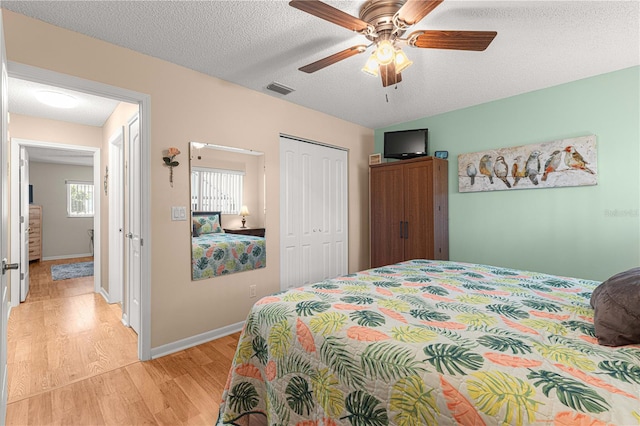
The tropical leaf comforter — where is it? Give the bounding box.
[217,260,640,425]
[192,233,265,279]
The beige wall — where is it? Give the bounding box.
[29,162,94,258]
[3,10,374,348]
[10,113,102,148]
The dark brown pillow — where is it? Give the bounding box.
[590,267,640,346]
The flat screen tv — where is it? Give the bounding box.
[384,128,428,159]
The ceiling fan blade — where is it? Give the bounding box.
[299,45,368,73]
[396,0,443,26]
[407,30,497,51]
[290,0,371,33]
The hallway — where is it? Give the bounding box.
[5,257,239,425]
[7,257,137,405]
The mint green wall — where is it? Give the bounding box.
[375,66,639,281]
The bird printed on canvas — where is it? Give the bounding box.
[525,151,542,185]
[542,150,563,182]
[511,155,525,187]
[479,155,494,184]
[564,145,595,174]
[466,163,477,185]
[494,156,511,188]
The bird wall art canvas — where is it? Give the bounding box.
[458,135,597,193]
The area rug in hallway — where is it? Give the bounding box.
[51,261,94,281]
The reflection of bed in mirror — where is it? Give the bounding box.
[190,141,266,280]
[191,211,266,280]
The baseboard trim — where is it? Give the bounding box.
[150,321,245,359]
[99,288,111,303]
[43,253,93,261]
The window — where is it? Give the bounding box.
[191,167,244,214]
[66,180,95,217]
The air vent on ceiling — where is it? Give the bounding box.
[266,82,295,96]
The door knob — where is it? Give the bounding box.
[2,258,19,275]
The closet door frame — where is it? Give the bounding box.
[279,135,348,291]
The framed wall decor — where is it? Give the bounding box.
[458,135,597,193]
[369,153,382,165]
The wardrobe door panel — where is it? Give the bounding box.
[370,164,404,268]
[403,160,434,261]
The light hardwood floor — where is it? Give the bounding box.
[6,258,239,425]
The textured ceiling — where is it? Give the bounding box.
[3,0,639,129]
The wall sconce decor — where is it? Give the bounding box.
[239,205,250,228]
[163,147,181,187]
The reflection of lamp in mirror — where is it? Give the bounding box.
[239,205,250,228]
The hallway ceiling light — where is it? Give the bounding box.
[35,90,79,108]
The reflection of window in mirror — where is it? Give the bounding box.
[191,168,244,214]
[189,142,265,231]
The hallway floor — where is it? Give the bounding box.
[6,257,239,425]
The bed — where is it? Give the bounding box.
[217,259,640,425]
[192,211,266,279]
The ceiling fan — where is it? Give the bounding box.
[290,0,497,87]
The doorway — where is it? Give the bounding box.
[6,62,151,360]
[10,139,101,304]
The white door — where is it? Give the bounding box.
[127,115,141,334]
[279,136,348,290]
[19,146,29,302]
[315,145,348,281]
[280,138,301,290]
[108,128,124,304]
[314,144,348,281]
[298,141,316,286]
[0,9,11,423]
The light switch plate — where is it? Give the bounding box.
[171,206,187,221]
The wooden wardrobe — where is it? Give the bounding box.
[370,156,449,268]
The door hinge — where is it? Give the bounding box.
[140,238,144,247]
[20,216,24,224]
[20,159,25,167]
[20,272,24,280]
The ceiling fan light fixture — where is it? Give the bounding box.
[374,39,395,65]
[361,54,379,76]
[394,49,413,73]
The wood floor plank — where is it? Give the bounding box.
[5,398,28,425]
[174,373,219,418]
[125,362,168,414]
[26,392,52,425]
[6,258,244,425]
[154,407,183,426]
[157,379,201,422]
